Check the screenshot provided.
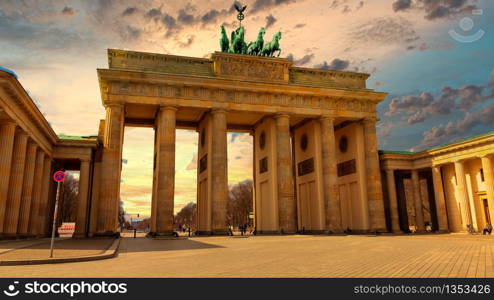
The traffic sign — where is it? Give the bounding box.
[53,171,66,182]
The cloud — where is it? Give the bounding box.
[186,153,197,170]
[350,17,420,45]
[250,0,298,14]
[265,14,277,29]
[61,6,75,16]
[286,53,314,66]
[393,0,478,20]
[385,71,494,125]
[122,7,138,16]
[392,0,412,12]
[413,105,494,151]
[314,58,350,71]
[146,7,162,19]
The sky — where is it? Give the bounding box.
[1,0,493,215]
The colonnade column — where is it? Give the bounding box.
[0,121,16,234]
[385,169,401,233]
[37,155,53,236]
[74,159,91,237]
[431,166,449,232]
[411,170,424,232]
[453,160,473,231]
[153,106,176,236]
[210,109,228,234]
[362,117,386,231]
[98,103,124,235]
[17,143,37,235]
[3,131,28,235]
[275,114,296,233]
[319,116,341,233]
[481,155,494,225]
[28,151,45,236]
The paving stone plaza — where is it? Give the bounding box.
[1,234,493,278]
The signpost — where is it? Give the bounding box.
[50,171,65,258]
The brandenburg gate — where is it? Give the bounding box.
[90,49,388,236]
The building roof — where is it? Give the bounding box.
[380,130,494,156]
[58,135,98,141]
[0,67,18,79]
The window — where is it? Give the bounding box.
[481,168,485,182]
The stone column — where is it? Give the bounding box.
[0,122,16,234]
[3,131,28,235]
[28,151,45,236]
[319,116,341,233]
[411,170,424,232]
[37,156,52,236]
[275,114,296,233]
[211,109,228,234]
[18,143,37,235]
[454,160,473,230]
[154,106,176,236]
[362,117,386,231]
[385,169,401,233]
[98,103,125,235]
[481,155,494,224]
[74,159,91,237]
[431,166,449,232]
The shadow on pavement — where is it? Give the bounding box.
[120,237,224,253]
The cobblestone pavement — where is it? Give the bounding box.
[0,238,115,261]
[1,234,493,278]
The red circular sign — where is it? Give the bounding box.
[53,171,66,182]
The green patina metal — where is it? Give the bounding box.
[220,4,282,57]
[58,135,97,141]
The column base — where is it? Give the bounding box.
[93,231,120,238]
[299,230,328,235]
[194,230,213,236]
[146,231,178,238]
[255,230,281,235]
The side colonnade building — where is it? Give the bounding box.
[380,132,494,233]
[0,49,493,239]
[0,68,97,239]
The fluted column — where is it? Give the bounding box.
[28,151,45,236]
[74,159,91,237]
[275,114,296,233]
[481,155,494,224]
[0,122,16,234]
[3,131,28,235]
[98,103,124,235]
[411,170,424,232]
[432,166,449,232]
[385,169,401,233]
[362,117,386,231]
[153,106,176,236]
[211,109,228,234]
[37,156,52,236]
[320,116,341,233]
[454,160,473,230]
[18,143,37,235]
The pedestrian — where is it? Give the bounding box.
[483,223,492,235]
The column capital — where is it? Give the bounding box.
[0,120,17,127]
[159,105,178,112]
[319,115,335,123]
[479,153,493,159]
[362,116,378,124]
[104,102,124,109]
[210,108,227,115]
[274,113,290,119]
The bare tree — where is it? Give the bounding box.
[227,180,253,227]
[59,174,78,223]
[174,202,197,230]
